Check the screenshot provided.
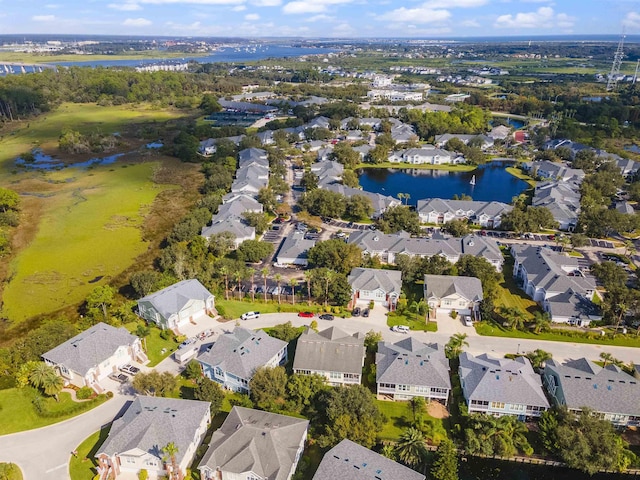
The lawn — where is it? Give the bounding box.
[376,399,416,440]
[494,258,540,322]
[357,162,476,172]
[69,427,110,480]
[0,463,22,480]
[387,311,438,332]
[216,298,331,320]
[505,166,536,187]
[475,322,640,348]
[0,102,184,174]
[0,387,108,435]
[2,162,175,321]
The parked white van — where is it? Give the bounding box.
[240,311,260,321]
[392,325,410,333]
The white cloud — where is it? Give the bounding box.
[305,14,335,22]
[232,5,246,10]
[378,5,451,24]
[494,6,573,29]
[108,2,143,10]
[283,0,352,14]
[421,0,487,7]
[332,22,354,34]
[250,0,281,5]
[460,19,480,27]
[123,17,152,25]
[32,15,55,21]
[245,13,260,19]
[138,0,244,4]
[623,11,640,29]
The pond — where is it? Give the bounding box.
[16,150,124,170]
[357,161,529,206]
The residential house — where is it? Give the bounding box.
[218,100,277,114]
[238,148,269,169]
[96,396,211,479]
[459,353,549,419]
[376,338,451,404]
[522,160,585,182]
[316,146,334,162]
[348,231,504,271]
[511,244,600,325]
[197,327,288,393]
[199,138,217,156]
[201,217,256,248]
[489,125,511,140]
[312,439,425,480]
[217,195,263,218]
[231,176,269,196]
[305,116,331,130]
[544,358,640,427]
[348,267,402,310]
[423,274,483,319]
[293,326,365,386]
[416,198,512,228]
[256,130,275,146]
[322,182,400,218]
[393,147,460,165]
[616,201,635,215]
[137,279,216,331]
[42,322,146,393]
[276,231,317,266]
[531,180,581,231]
[310,161,344,186]
[353,144,373,161]
[388,119,418,143]
[199,406,308,480]
[434,133,494,150]
[616,157,640,177]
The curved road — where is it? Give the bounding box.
[1,312,639,480]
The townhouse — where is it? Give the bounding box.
[416,198,512,229]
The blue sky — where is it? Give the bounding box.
[2,0,640,38]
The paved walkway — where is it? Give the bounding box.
[0,394,131,480]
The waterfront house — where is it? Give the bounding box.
[376,338,451,404]
[522,160,585,182]
[531,180,581,231]
[199,406,308,480]
[322,182,400,218]
[293,326,365,386]
[42,322,147,393]
[544,358,640,427]
[313,439,425,480]
[459,353,549,419]
[197,327,287,393]
[434,133,494,150]
[348,267,402,310]
[416,198,512,228]
[423,274,483,319]
[96,396,210,479]
[137,279,216,331]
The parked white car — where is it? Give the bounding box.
[241,311,260,321]
[391,325,410,333]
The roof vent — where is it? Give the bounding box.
[607,385,612,391]
[593,384,598,389]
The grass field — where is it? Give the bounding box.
[1,162,175,321]
[215,298,342,320]
[505,166,537,188]
[0,463,23,480]
[387,311,438,332]
[0,387,107,435]
[69,427,110,480]
[0,102,184,174]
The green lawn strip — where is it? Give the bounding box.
[0,102,184,173]
[356,162,476,172]
[69,426,111,480]
[494,257,540,321]
[475,322,640,348]
[376,399,416,441]
[387,311,438,332]
[505,166,536,187]
[2,163,174,321]
[0,387,108,435]
[216,298,334,320]
[0,463,23,480]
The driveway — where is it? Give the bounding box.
[0,394,131,480]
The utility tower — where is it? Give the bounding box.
[607,33,625,91]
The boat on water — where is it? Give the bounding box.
[470,175,476,186]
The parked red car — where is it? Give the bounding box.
[298,311,314,318]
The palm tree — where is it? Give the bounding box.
[289,278,298,305]
[261,267,269,303]
[445,333,469,359]
[304,270,313,305]
[394,427,426,468]
[249,268,256,302]
[162,442,180,480]
[532,311,551,334]
[624,240,636,257]
[29,363,56,389]
[500,306,525,330]
[599,352,615,367]
[41,373,64,402]
[274,273,282,304]
[526,349,552,370]
[321,269,335,307]
[380,443,397,461]
[219,265,229,301]
[234,269,244,300]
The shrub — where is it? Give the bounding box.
[450,310,458,319]
[106,391,114,399]
[215,304,226,318]
[159,329,173,340]
[76,386,94,400]
[138,470,148,480]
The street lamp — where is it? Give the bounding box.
[516,343,521,355]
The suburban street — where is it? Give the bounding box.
[1,311,639,480]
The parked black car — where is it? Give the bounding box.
[362,308,370,317]
[319,313,334,321]
[352,307,361,316]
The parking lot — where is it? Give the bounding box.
[322,218,376,231]
[590,238,614,249]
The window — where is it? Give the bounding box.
[330,372,342,379]
[459,300,467,307]
[490,402,505,409]
[511,404,525,412]
[296,370,311,375]
[443,300,452,306]
[431,387,448,394]
[398,385,410,392]
[214,367,223,378]
[379,383,396,389]
[344,373,359,379]
[415,386,428,393]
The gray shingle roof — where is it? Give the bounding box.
[42,322,138,376]
[97,396,210,464]
[293,327,365,374]
[312,439,425,480]
[376,340,450,390]
[201,217,255,240]
[197,327,287,380]
[348,268,402,295]
[423,274,483,302]
[416,198,512,219]
[138,279,214,320]
[276,231,316,263]
[545,358,640,416]
[199,406,308,480]
[459,353,549,408]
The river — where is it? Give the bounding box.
[357,161,529,205]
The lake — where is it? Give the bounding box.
[357,161,529,205]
